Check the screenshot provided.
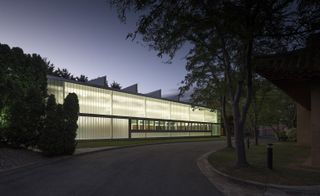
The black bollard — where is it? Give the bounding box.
[247,137,250,149]
[267,143,273,169]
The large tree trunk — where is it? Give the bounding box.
[233,100,249,167]
[221,95,232,148]
[231,38,253,168]
[219,33,253,168]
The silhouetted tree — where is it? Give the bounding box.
[110,81,121,89]
[47,63,89,82]
[111,0,319,167]
[62,93,79,155]
[0,43,47,148]
[38,93,79,156]
[179,48,233,148]
[38,95,62,155]
[76,75,88,82]
[54,68,75,80]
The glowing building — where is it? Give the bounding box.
[48,75,220,140]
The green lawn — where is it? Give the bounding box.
[208,142,320,185]
[77,136,224,148]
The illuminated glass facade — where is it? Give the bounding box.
[47,76,220,140]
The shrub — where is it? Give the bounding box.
[3,88,44,148]
[38,95,62,155]
[275,130,288,141]
[62,93,79,155]
[0,107,9,143]
[38,94,79,156]
[287,128,297,142]
[0,43,47,148]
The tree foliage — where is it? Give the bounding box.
[111,0,319,167]
[38,94,79,156]
[0,43,47,148]
[110,81,122,89]
[179,46,233,148]
[47,63,88,82]
[246,77,296,144]
[38,95,62,155]
[62,93,79,155]
[252,84,296,130]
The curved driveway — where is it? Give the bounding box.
[0,141,224,196]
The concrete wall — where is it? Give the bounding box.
[297,104,311,147]
[311,87,320,166]
[297,86,320,167]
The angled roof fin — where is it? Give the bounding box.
[88,76,108,87]
[145,89,162,98]
[122,83,138,93]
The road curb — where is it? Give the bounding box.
[197,150,320,195]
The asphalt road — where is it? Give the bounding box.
[0,140,225,196]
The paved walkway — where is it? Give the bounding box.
[0,147,47,172]
[0,146,117,173]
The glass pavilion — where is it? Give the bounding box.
[48,75,220,140]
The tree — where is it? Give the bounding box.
[46,62,88,82]
[0,44,11,141]
[55,68,75,80]
[111,0,319,167]
[3,87,45,148]
[246,76,272,145]
[110,81,122,89]
[258,86,296,131]
[0,44,47,148]
[62,93,79,155]
[246,79,296,143]
[38,93,79,156]
[76,75,88,82]
[179,45,233,148]
[38,95,62,155]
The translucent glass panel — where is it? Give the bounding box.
[189,108,205,122]
[212,124,221,136]
[170,102,190,121]
[48,79,218,123]
[77,116,112,140]
[146,98,170,119]
[204,109,217,123]
[47,79,64,104]
[112,118,129,138]
[146,132,171,138]
[190,132,206,137]
[64,82,112,115]
[112,91,145,117]
[131,131,212,138]
[131,132,146,138]
[170,132,190,137]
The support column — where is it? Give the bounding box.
[297,103,311,146]
[311,87,320,166]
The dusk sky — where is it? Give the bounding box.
[0,0,189,96]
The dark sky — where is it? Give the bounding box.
[0,0,189,96]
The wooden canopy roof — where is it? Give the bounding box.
[255,34,320,110]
